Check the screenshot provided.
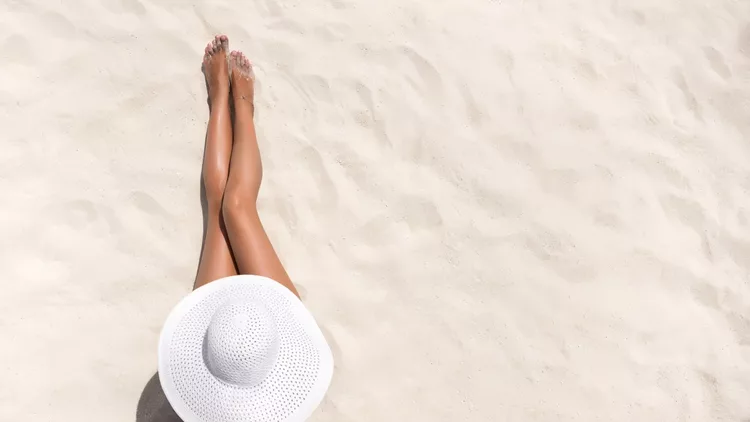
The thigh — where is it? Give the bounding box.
[222,205,299,297]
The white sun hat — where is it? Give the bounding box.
[158,274,334,422]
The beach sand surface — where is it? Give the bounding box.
[1,0,750,420]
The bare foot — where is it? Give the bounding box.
[229,50,255,114]
[202,35,230,103]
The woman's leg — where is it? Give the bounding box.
[194,35,237,290]
[221,51,300,297]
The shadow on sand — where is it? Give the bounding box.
[136,372,182,422]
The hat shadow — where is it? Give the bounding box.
[136,372,183,422]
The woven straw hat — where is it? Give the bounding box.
[158,275,334,422]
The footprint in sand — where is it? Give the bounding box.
[658,193,706,232]
[672,70,703,120]
[703,46,732,80]
[396,195,443,231]
[130,190,169,218]
[297,145,339,212]
[399,46,444,102]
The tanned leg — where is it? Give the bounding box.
[194,35,237,290]
[222,51,299,297]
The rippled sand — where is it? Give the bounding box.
[1,0,750,420]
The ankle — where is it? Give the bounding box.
[233,94,254,114]
[209,92,230,108]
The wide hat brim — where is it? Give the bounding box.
[158,275,333,422]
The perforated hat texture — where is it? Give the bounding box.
[158,275,334,422]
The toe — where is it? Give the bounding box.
[205,43,213,56]
[219,35,229,51]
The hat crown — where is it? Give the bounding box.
[204,299,279,387]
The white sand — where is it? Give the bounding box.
[2,0,750,420]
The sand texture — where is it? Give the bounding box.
[1,0,750,420]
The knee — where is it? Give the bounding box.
[221,183,257,221]
[202,177,226,211]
